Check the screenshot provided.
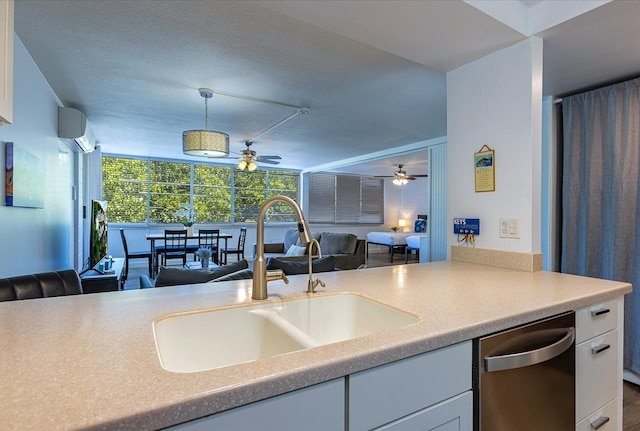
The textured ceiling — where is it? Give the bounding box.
[13,1,640,175]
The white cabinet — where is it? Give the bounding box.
[575,298,623,430]
[168,378,344,431]
[349,341,471,431]
[0,0,13,125]
[375,391,472,431]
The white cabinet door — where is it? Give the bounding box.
[349,341,471,430]
[168,378,344,431]
[375,391,472,431]
[0,0,13,125]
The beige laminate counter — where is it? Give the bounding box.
[0,261,631,430]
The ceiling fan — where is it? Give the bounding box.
[375,164,428,185]
[236,141,281,171]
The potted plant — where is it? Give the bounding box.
[174,203,196,235]
[390,226,399,232]
[195,247,213,269]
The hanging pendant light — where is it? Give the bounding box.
[182,88,229,157]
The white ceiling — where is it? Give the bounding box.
[13,0,640,176]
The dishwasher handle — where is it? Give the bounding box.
[484,327,575,372]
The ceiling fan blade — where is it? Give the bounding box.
[256,155,281,160]
[406,174,428,179]
[373,175,394,178]
[258,158,281,165]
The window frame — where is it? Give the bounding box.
[101,154,300,225]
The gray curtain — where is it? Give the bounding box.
[561,78,640,377]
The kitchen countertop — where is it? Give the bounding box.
[0,261,632,430]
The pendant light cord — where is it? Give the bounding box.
[204,95,209,130]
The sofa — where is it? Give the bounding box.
[261,228,365,270]
[0,269,83,302]
[139,259,253,288]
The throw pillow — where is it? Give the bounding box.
[285,244,307,257]
[155,259,249,287]
[319,232,358,255]
[414,219,427,233]
[283,228,301,251]
[266,256,336,275]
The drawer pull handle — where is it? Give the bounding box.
[591,308,610,317]
[592,343,611,355]
[591,416,610,430]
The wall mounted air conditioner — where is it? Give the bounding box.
[58,107,96,153]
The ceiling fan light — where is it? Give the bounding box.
[248,161,258,171]
[393,178,401,186]
[237,159,247,170]
[182,130,229,157]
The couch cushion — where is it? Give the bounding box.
[211,269,254,282]
[266,256,335,275]
[283,228,301,251]
[155,260,249,287]
[285,244,307,257]
[319,232,358,255]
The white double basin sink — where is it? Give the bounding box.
[153,293,420,373]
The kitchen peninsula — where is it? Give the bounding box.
[0,261,631,430]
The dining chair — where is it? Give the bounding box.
[198,229,220,264]
[119,228,152,281]
[160,229,188,267]
[220,228,247,265]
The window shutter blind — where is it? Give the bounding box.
[307,172,336,223]
[360,177,384,223]
[305,172,384,224]
[336,175,360,223]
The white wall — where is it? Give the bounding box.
[0,36,74,277]
[446,37,543,254]
[384,177,429,231]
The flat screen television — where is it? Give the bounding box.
[89,200,108,268]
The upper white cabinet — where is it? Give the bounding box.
[0,0,13,126]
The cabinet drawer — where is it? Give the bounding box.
[374,391,472,431]
[575,299,618,343]
[576,329,618,422]
[349,341,471,431]
[576,398,618,431]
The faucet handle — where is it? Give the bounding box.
[266,269,289,284]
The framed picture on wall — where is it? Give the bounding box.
[474,145,495,192]
[5,142,45,208]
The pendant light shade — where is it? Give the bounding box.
[182,129,229,157]
[182,88,229,157]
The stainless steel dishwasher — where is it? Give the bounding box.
[473,311,575,430]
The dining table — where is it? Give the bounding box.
[146,232,233,276]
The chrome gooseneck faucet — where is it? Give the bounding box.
[253,195,312,300]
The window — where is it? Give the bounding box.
[303,172,384,224]
[193,164,232,223]
[149,160,190,223]
[102,157,148,223]
[102,156,299,224]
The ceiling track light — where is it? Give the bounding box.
[182,88,229,157]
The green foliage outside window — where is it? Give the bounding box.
[102,157,148,223]
[149,160,191,223]
[194,164,232,223]
[102,156,299,224]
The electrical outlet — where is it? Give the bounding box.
[499,219,519,239]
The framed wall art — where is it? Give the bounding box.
[474,144,495,192]
[5,142,44,208]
